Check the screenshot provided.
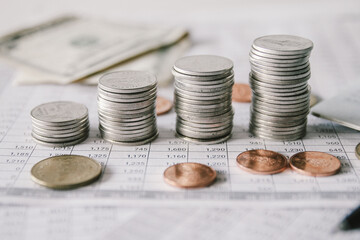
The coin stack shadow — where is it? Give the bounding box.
[97,71,158,145]
[31,101,89,147]
[173,55,234,144]
[249,35,314,141]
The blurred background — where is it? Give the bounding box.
[0,0,359,98]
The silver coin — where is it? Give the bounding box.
[175,78,234,93]
[253,88,310,101]
[32,117,89,131]
[99,122,156,135]
[174,55,233,76]
[177,121,231,133]
[177,117,233,129]
[250,61,310,72]
[250,80,308,94]
[249,75,308,90]
[102,131,158,146]
[250,121,306,134]
[98,86,157,100]
[250,47,310,60]
[250,119,307,132]
[253,104,309,117]
[250,73,310,86]
[251,108,308,122]
[250,127,306,141]
[175,132,232,145]
[175,100,232,111]
[177,109,234,124]
[174,84,231,97]
[174,72,234,86]
[32,124,89,138]
[251,64,310,76]
[100,127,158,142]
[32,133,89,147]
[250,58,310,68]
[31,101,88,126]
[176,125,232,140]
[98,89,157,103]
[32,131,88,143]
[251,69,311,81]
[250,52,309,64]
[252,100,309,114]
[97,95,156,110]
[98,71,157,94]
[176,106,232,117]
[98,103,155,116]
[174,93,231,105]
[99,118,156,130]
[252,35,313,55]
[175,89,231,101]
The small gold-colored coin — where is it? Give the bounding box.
[355,143,360,160]
[163,162,216,188]
[156,96,173,116]
[232,83,252,103]
[236,149,288,175]
[31,155,102,189]
[289,151,341,177]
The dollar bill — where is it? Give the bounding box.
[0,15,189,85]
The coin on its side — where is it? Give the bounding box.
[289,151,341,177]
[356,143,360,160]
[232,83,252,103]
[31,155,102,189]
[156,96,173,116]
[236,149,288,175]
[163,162,217,188]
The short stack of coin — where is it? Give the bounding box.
[249,35,313,141]
[31,101,89,146]
[173,55,234,144]
[97,71,158,145]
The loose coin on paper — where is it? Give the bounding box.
[163,162,217,188]
[289,151,341,177]
[236,149,288,175]
[31,155,102,189]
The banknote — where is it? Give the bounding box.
[311,83,360,131]
[0,15,189,85]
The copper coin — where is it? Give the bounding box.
[289,151,341,177]
[356,143,360,160]
[163,162,217,188]
[236,149,288,175]
[232,83,252,103]
[156,96,173,115]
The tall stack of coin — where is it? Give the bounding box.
[249,35,313,141]
[97,71,158,145]
[173,55,234,144]
[31,101,89,146]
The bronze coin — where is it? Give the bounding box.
[232,83,252,103]
[236,149,288,175]
[355,143,360,160]
[156,96,173,115]
[289,151,341,177]
[163,162,217,188]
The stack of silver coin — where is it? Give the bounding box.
[249,35,314,141]
[97,71,158,145]
[173,55,234,144]
[31,101,89,146]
